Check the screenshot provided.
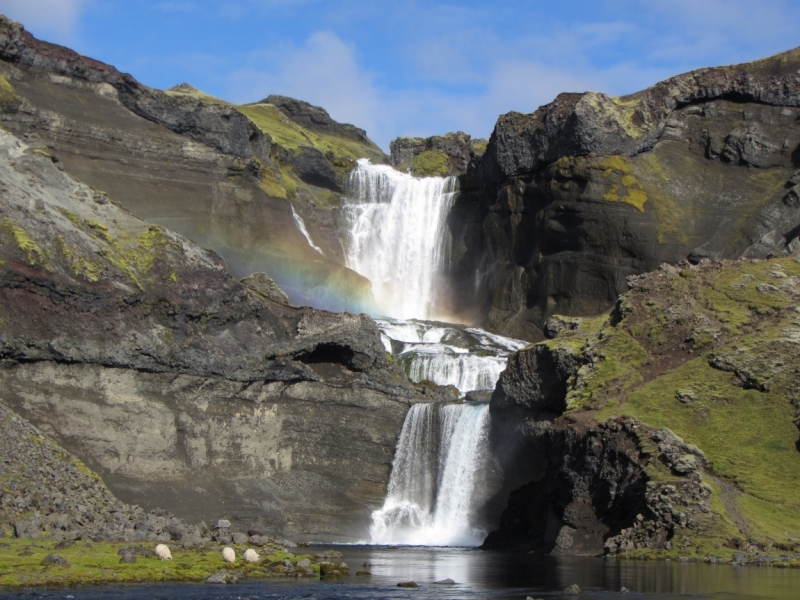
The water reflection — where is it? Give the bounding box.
[1,546,799,599]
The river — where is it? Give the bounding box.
[1,546,798,599]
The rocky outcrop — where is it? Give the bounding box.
[0,14,374,314]
[491,343,582,415]
[483,254,800,557]
[290,146,342,192]
[0,126,423,541]
[453,47,800,340]
[263,94,372,144]
[0,17,271,163]
[483,417,713,555]
[390,132,488,177]
[241,272,290,305]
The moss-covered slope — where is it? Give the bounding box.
[166,83,386,200]
[487,255,800,561]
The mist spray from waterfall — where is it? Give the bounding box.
[343,159,458,320]
[370,402,492,546]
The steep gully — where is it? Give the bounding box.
[336,160,527,546]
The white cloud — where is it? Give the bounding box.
[228,31,385,143]
[0,0,88,40]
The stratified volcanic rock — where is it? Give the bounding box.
[450,48,800,340]
[0,14,375,314]
[0,125,423,541]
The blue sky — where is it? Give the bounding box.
[2,1,799,150]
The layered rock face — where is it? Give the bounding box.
[0,15,376,314]
[0,126,423,541]
[453,48,800,340]
[484,255,800,558]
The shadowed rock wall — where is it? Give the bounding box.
[451,48,800,339]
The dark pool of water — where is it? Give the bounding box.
[1,545,799,599]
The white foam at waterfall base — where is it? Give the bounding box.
[343,160,458,320]
[370,402,491,546]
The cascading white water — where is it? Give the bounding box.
[377,318,528,395]
[340,160,525,547]
[343,159,458,320]
[290,203,325,255]
[370,402,491,546]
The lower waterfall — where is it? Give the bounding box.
[370,402,491,546]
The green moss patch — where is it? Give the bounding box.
[409,150,451,177]
[238,103,384,166]
[1,218,49,267]
[0,73,19,108]
[0,539,318,587]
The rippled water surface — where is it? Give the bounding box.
[2,546,800,600]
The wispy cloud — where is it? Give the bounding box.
[12,0,797,151]
[0,0,89,41]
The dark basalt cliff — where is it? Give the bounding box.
[390,131,488,177]
[452,48,800,340]
[483,256,800,559]
[0,15,377,314]
[0,125,429,541]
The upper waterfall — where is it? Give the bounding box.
[343,159,458,320]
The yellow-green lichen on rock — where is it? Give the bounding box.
[2,218,49,267]
[0,73,19,109]
[409,150,451,177]
[596,155,648,212]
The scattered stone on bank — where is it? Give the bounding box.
[563,584,581,595]
[397,581,418,588]
[620,587,630,594]
[118,545,155,558]
[41,553,69,567]
[319,560,349,577]
[356,570,371,576]
[206,570,238,584]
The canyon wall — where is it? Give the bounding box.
[447,48,800,340]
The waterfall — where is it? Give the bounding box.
[343,159,458,320]
[370,402,491,546]
[290,203,325,255]
[377,318,528,395]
